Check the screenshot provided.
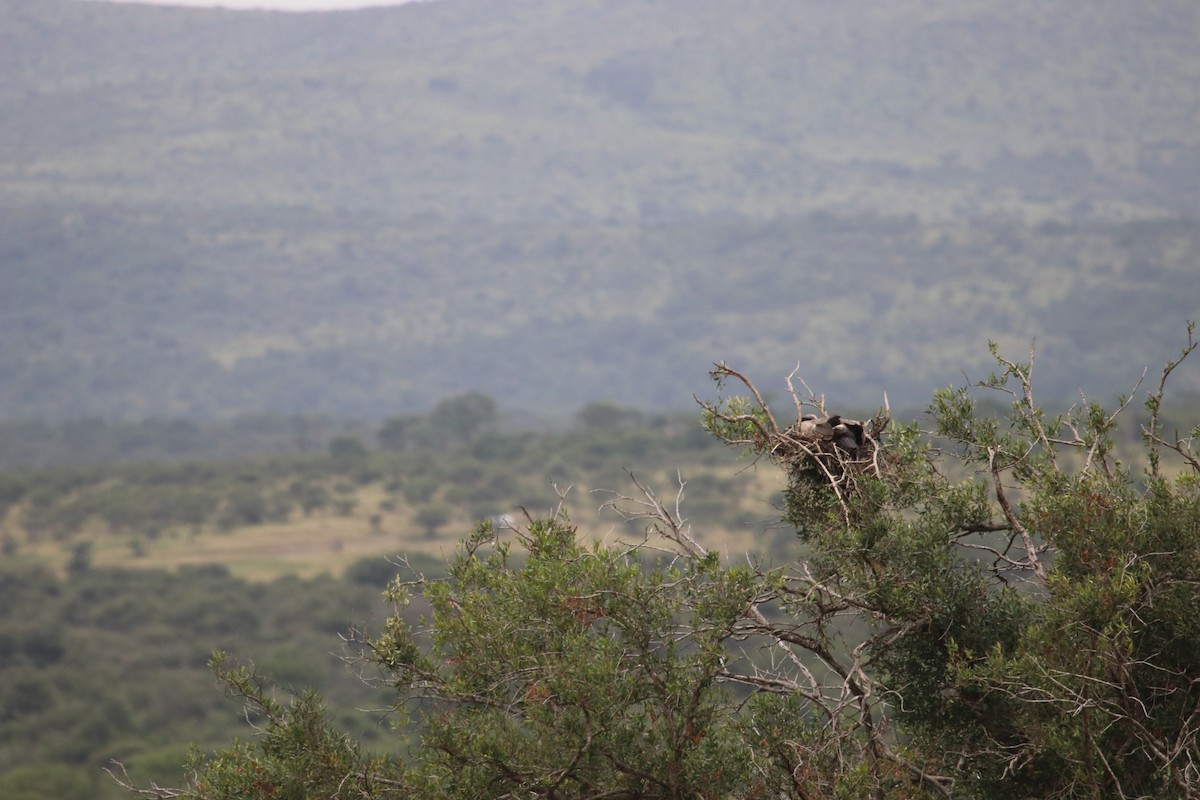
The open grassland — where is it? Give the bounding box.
[0,407,800,581]
[7,465,786,581]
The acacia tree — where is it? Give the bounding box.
[126,329,1200,800]
[692,328,1200,799]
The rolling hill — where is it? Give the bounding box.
[2,0,1198,419]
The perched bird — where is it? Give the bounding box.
[797,413,865,456]
[832,419,865,456]
[798,414,838,441]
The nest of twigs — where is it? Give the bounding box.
[701,363,893,523]
[771,411,891,487]
[767,411,893,530]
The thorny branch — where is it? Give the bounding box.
[709,361,782,435]
[978,629,1200,799]
[114,334,1199,800]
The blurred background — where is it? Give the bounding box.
[4,0,1198,422]
[1,1,1198,797]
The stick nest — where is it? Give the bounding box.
[770,411,892,490]
[699,363,895,522]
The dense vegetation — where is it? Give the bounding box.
[0,563,400,800]
[78,332,1198,800]
[0,394,788,799]
[2,0,1199,418]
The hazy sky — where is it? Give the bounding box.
[87,0,426,10]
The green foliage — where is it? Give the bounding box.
[0,765,98,800]
[902,332,1200,798]
[66,540,92,574]
[181,653,401,800]
[0,565,393,800]
[574,401,646,430]
[371,516,764,799]
[328,435,368,462]
[377,393,498,453]
[37,335,1200,798]
[0,415,366,469]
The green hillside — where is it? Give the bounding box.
[1,0,1198,418]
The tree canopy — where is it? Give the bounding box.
[126,329,1200,800]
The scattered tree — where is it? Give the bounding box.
[377,393,498,453]
[428,392,498,445]
[413,503,453,539]
[328,435,369,462]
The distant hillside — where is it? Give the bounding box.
[1,0,1198,419]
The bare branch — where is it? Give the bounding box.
[105,760,193,799]
[988,446,1046,581]
[595,472,707,559]
[710,361,781,434]
[990,340,1058,468]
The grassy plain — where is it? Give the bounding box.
[1,405,796,582]
[11,467,784,581]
